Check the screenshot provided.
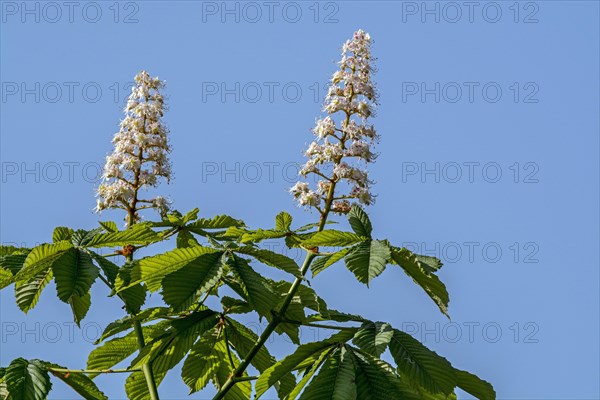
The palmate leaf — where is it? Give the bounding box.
[351,348,408,400]
[15,242,73,283]
[297,347,356,400]
[96,307,172,343]
[47,363,107,400]
[287,347,334,400]
[129,310,220,374]
[352,321,394,357]
[254,330,356,399]
[301,230,367,247]
[310,248,351,277]
[187,214,244,233]
[388,329,456,396]
[87,321,171,376]
[221,296,252,314]
[240,229,289,244]
[212,348,251,400]
[235,246,301,278]
[181,327,225,393]
[113,261,147,313]
[275,211,293,231]
[4,358,52,400]
[0,252,30,289]
[226,317,296,397]
[348,205,373,238]
[390,247,449,317]
[344,240,391,285]
[125,369,166,400]
[125,246,222,292]
[15,268,53,313]
[176,229,200,248]
[161,251,224,311]
[85,223,160,248]
[69,292,91,327]
[52,227,74,243]
[454,369,496,400]
[53,249,98,303]
[226,255,278,319]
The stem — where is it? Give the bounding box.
[126,204,161,400]
[48,367,141,374]
[213,184,337,400]
[232,376,258,383]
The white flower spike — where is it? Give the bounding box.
[95,71,172,220]
[291,29,378,214]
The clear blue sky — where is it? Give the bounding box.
[1,1,599,399]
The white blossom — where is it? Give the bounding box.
[291,30,378,212]
[95,70,172,218]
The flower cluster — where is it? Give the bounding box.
[95,71,172,218]
[290,30,378,214]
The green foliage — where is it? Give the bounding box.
[1,205,494,400]
[3,358,52,400]
[47,363,108,400]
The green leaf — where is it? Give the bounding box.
[275,211,293,231]
[255,331,355,399]
[352,322,393,357]
[301,230,367,247]
[212,348,251,400]
[348,205,372,237]
[240,229,288,244]
[187,215,244,233]
[98,221,118,233]
[310,248,351,277]
[221,296,252,314]
[388,329,456,396]
[181,327,225,393]
[125,369,166,400]
[0,252,29,288]
[298,347,357,400]
[235,247,301,277]
[87,322,170,376]
[87,251,119,285]
[455,369,496,400]
[176,230,200,248]
[71,229,104,247]
[15,268,53,313]
[130,310,220,374]
[287,347,334,400]
[47,363,108,400]
[4,358,51,400]
[350,348,405,400]
[0,246,30,257]
[161,252,224,311]
[416,254,444,273]
[52,227,74,243]
[69,292,91,327]
[96,307,172,344]
[86,223,159,248]
[226,317,296,397]
[126,246,221,292]
[53,250,98,303]
[15,242,73,283]
[113,261,147,313]
[344,240,391,285]
[390,247,449,317]
[226,255,278,319]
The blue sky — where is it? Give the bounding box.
[1,1,599,399]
